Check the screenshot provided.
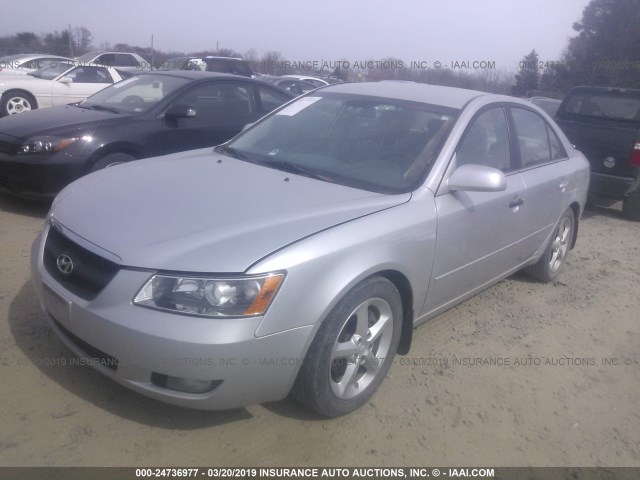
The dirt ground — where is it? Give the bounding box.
[0,192,638,468]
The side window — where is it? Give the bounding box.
[511,107,556,167]
[457,107,511,172]
[258,87,290,113]
[96,54,116,66]
[116,54,138,67]
[66,66,113,84]
[177,83,253,124]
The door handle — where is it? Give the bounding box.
[509,198,524,208]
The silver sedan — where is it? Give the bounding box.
[31,81,589,417]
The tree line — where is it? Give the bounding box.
[2,0,639,97]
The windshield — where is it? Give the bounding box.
[80,74,190,114]
[29,62,75,79]
[224,92,457,194]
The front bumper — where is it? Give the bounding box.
[0,153,84,200]
[30,227,313,410]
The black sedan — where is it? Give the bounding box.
[0,71,294,199]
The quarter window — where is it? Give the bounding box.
[457,107,511,172]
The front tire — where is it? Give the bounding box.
[0,90,37,116]
[293,276,402,417]
[89,153,136,172]
[525,207,575,282]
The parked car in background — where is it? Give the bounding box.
[555,86,640,219]
[0,71,293,198]
[282,74,330,87]
[158,57,205,71]
[159,56,254,77]
[30,82,589,417]
[0,54,74,75]
[75,51,150,72]
[528,96,562,117]
[0,64,126,116]
[260,75,318,96]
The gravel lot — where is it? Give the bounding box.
[0,192,638,467]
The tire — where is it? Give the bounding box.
[292,276,402,417]
[525,207,575,282]
[622,192,640,221]
[0,90,37,116]
[89,153,136,173]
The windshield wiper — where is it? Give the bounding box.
[215,145,246,160]
[87,105,120,113]
[261,159,333,182]
[80,104,121,114]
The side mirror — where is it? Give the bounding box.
[165,103,196,119]
[241,122,254,132]
[448,164,507,192]
[58,77,72,84]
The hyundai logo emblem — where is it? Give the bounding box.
[56,253,74,275]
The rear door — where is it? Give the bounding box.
[507,106,576,256]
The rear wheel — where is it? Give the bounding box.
[525,207,575,282]
[292,276,402,417]
[622,192,640,221]
[89,153,136,172]
[0,90,37,116]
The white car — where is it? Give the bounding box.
[0,64,126,116]
[0,54,73,75]
[75,51,151,73]
[282,75,330,87]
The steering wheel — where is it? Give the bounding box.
[122,95,145,107]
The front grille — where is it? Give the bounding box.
[53,319,119,371]
[44,227,120,300]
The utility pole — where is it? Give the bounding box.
[151,34,154,70]
[68,24,74,58]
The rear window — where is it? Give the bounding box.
[562,91,640,122]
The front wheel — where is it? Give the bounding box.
[525,207,575,282]
[89,153,136,172]
[0,91,37,116]
[292,276,402,417]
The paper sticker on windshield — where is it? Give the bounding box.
[112,77,140,89]
[276,96,321,116]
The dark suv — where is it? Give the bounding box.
[555,86,640,219]
[159,56,254,77]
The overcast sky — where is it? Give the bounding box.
[2,0,591,71]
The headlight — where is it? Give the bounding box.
[18,136,88,154]
[133,273,285,317]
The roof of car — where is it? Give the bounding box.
[320,81,489,109]
[135,71,253,79]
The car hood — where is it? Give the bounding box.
[50,149,410,272]
[0,104,127,141]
